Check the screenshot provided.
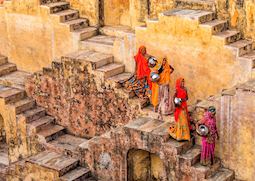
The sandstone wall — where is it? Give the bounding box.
[192,81,255,181]
[136,14,253,104]
[103,0,149,28]
[0,1,82,73]
[25,57,140,138]
[227,0,255,40]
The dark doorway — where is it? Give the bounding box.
[127,149,166,181]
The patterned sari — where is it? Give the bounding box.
[157,62,174,115]
[169,78,190,141]
[200,111,218,165]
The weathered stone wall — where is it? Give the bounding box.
[192,80,255,181]
[103,0,131,26]
[149,0,175,18]
[227,0,255,40]
[83,118,199,181]
[6,162,59,181]
[103,0,149,28]
[136,14,253,104]
[0,1,82,72]
[25,57,140,138]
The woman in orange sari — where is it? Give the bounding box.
[124,46,151,105]
[157,58,174,119]
[169,78,190,141]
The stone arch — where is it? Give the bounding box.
[127,149,166,181]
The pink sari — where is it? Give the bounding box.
[200,111,218,165]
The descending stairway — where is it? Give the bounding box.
[40,0,97,42]
[0,55,94,180]
[138,9,255,80]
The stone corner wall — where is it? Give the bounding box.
[191,81,255,181]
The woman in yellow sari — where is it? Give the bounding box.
[151,58,174,116]
[169,78,191,141]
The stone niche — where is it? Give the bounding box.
[127,149,166,181]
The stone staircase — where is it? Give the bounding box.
[40,0,97,42]
[138,9,255,80]
[0,55,94,180]
[121,117,234,181]
[27,151,95,181]
[175,0,216,11]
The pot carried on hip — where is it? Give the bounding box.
[196,124,210,137]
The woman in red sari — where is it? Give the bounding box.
[169,78,190,141]
[124,46,151,105]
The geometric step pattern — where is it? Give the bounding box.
[41,0,97,41]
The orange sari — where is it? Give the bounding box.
[151,62,171,107]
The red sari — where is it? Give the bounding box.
[134,46,152,89]
[174,78,189,122]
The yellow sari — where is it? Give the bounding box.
[151,62,171,107]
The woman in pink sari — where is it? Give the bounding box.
[198,106,219,166]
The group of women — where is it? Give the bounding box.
[123,46,219,166]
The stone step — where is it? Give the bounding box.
[62,50,113,70]
[0,55,8,66]
[163,9,215,24]
[27,116,54,134]
[107,72,132,88]
[0,88,25,104]
[99,25,135,38]
[16,106,46,123]
[73,27,98,41]
[179,145,201,167]
[96,63,125,79]
[10,98,36,114]
[37,123,65,143]
[45,1,70,14]
[41,0,63,5]
[239,50,255,68]
[0,70,31,89]
[200,20,228,34]
[225,40,253,57]
[207,168,234,181]
[81,35,115,54]
[175,0,216,11]
[0,63,17,77]
[60,167,91,181]
[192,158,221,179]
[27,151,79,176]
[214,30,241,45]
[140,104,175,123]
[64,18,89,32]
[54,9,79,23]
[45,134,88,156]
[124,117,194,152]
